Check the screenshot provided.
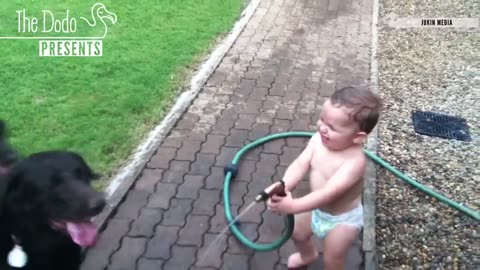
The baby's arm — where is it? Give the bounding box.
[291,155,367,213]
[281,133,317,191]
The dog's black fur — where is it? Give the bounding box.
[0,120,106,270]
[0,120,20,216]
[0,120,19,175]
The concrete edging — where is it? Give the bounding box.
[91,0,263,232]
[363,0,380,268]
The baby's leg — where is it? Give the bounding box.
[287,212,318,268]
[322,224,359,270]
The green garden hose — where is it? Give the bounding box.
[223,131,480,252]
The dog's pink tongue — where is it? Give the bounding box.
[66,222,98,247]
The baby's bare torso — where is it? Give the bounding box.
[309,135,364,215]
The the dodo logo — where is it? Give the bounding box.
[0,2,117,57]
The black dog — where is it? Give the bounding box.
[0,120,106,270]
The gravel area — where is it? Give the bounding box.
[375,0,479,269]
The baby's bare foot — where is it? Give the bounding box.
[287,251,319,269]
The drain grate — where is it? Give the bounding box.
[412,110,471,141]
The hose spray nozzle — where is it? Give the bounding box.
[255,180,287,202]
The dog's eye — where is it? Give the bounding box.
[50,174,63,187]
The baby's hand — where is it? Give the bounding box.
[267,191,297,214]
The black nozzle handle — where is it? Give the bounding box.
[255,180,287,202]
[255,191,269,202]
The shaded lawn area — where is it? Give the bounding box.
[0,0,245,190]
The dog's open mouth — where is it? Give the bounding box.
[51,220,98,247]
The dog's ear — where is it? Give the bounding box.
[51,171,69,187]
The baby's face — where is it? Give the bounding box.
[316,100,363,150]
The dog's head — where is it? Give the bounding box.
[4,151,106,247]
[0,120,19,175]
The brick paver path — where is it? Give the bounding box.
[81,0,373,269]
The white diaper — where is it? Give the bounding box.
[311,204,363,239]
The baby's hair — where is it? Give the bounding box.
[330,87,382,133]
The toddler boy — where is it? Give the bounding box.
[268,86,381,269]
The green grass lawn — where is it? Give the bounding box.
[0,0,245,190]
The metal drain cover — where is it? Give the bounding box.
[412,110,471,141]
